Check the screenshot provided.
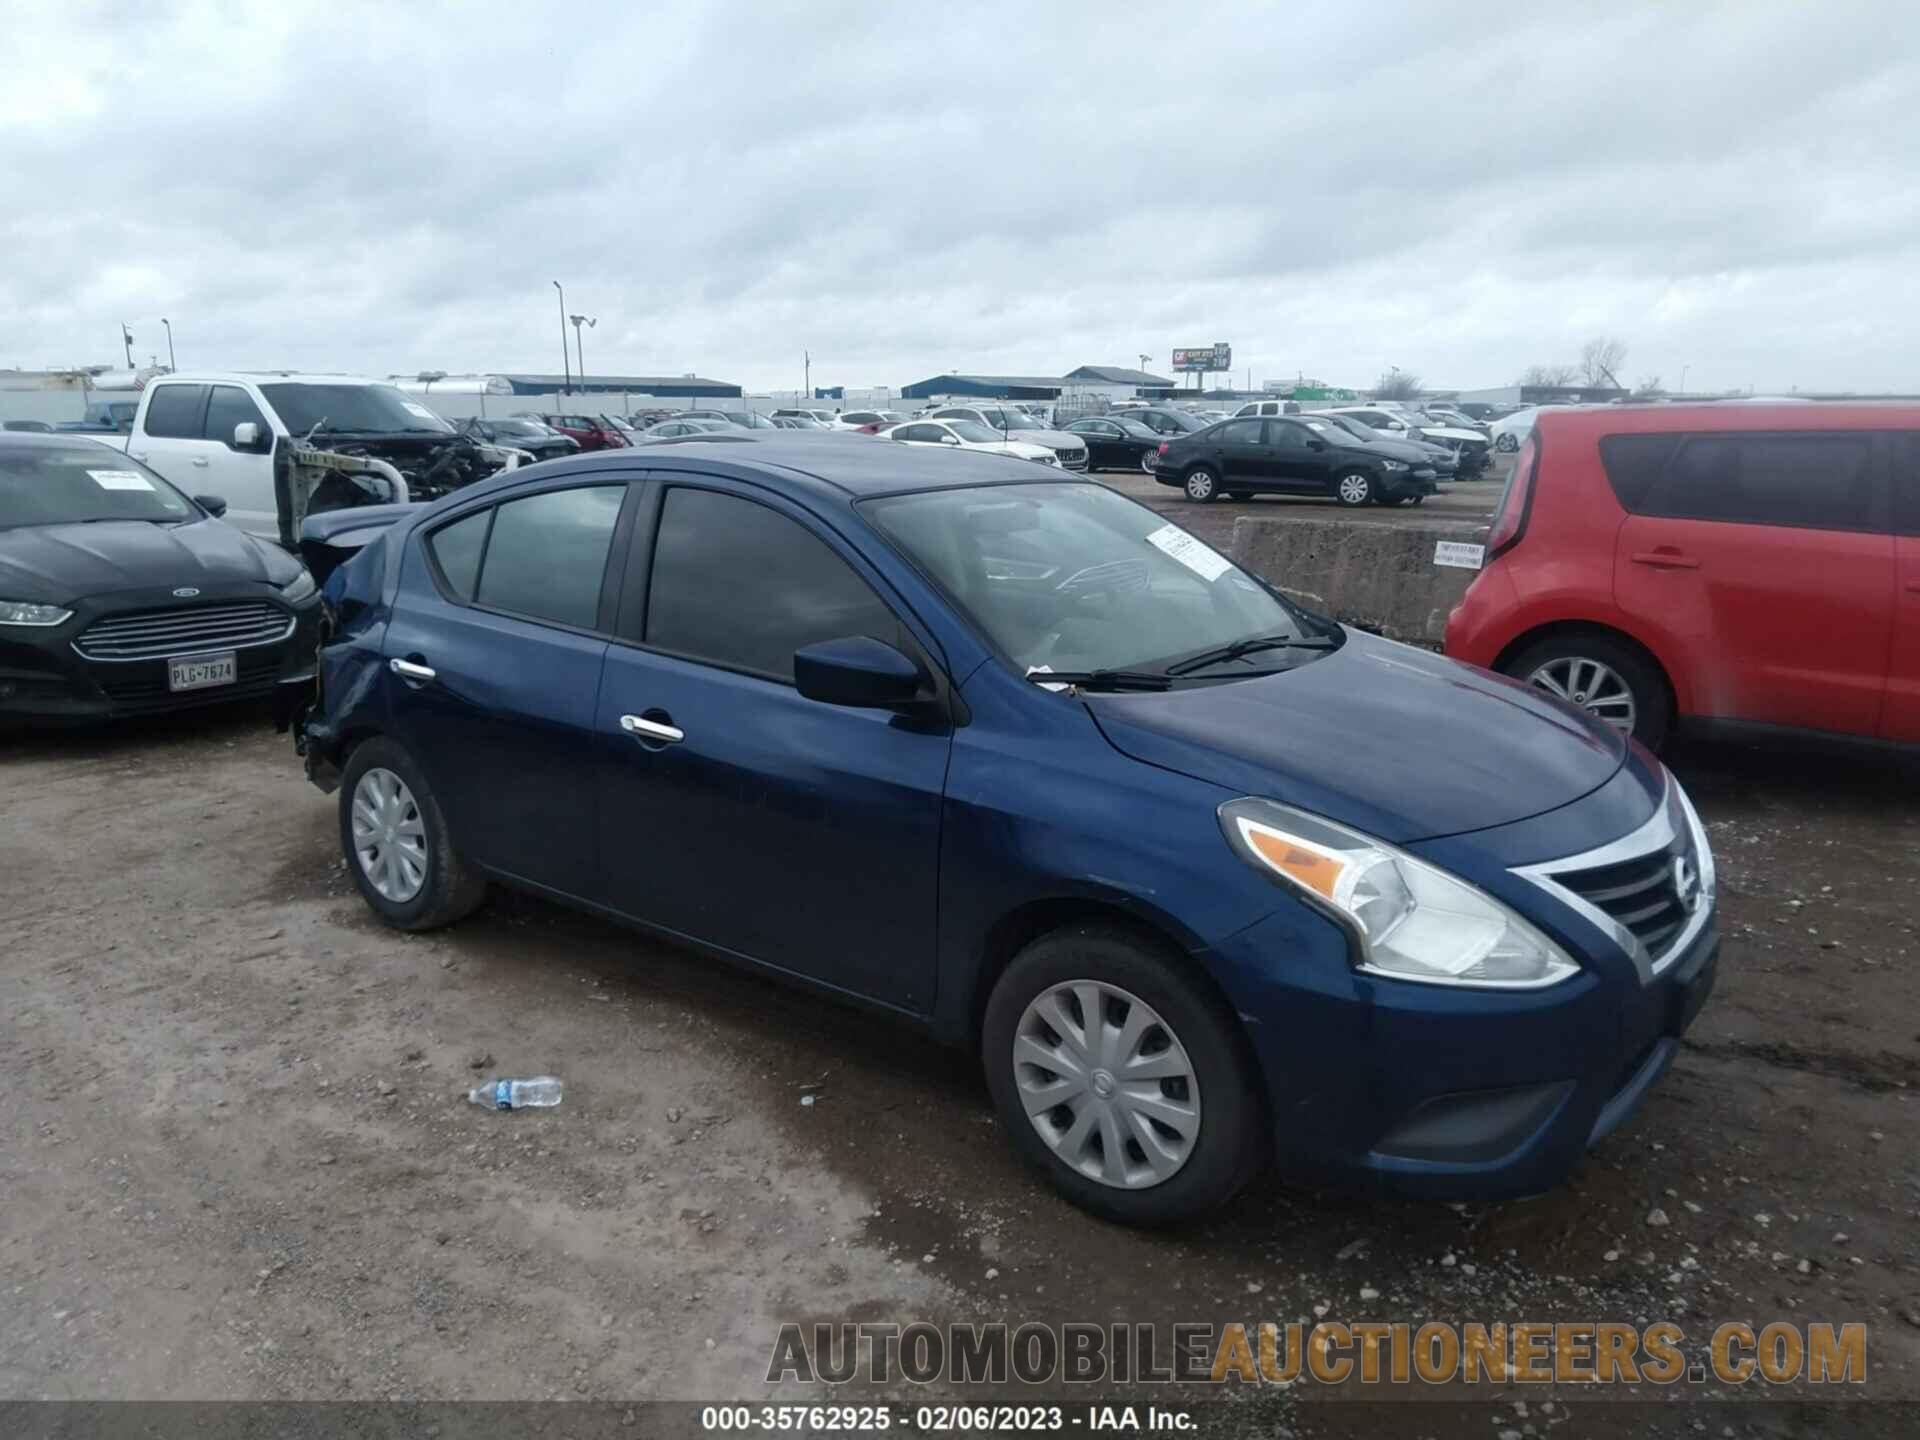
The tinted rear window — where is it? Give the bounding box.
[1648,433,1874,532]
[474,486,624,628]
[1597,433,1683,510]
[1895,433,1920,535]
[428,509,490,600]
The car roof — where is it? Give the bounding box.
[1538,400,1920,443]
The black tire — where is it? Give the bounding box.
[338,735,487,931]
[1183,467,1220,503]
[982,923,1266,1225]
[1501,631,1673,752]
[1333,470,1374,507]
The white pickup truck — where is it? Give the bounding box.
[117,373,525,544]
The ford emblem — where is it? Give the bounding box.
[172,587,200,598]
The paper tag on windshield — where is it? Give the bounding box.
[88,469,153,491]
[401,401,437,420]
[1146,524,1232,582]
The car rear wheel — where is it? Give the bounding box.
[1139,452,1157,475]
[1502,633,1672,751]
[1183,468,1219,502]
[982,924,1265,1225]
[339,736,487,931]
[1334,471,1374,507]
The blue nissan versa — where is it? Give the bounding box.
[295,435,1717,1224]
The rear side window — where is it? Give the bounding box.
[1649,434,1875,532]
[1893,433,1920,535]
[474,485,625,628]
[428,509,490,600]
[645,487,899,681]
[142,384,208,438]
[1214,420,1262,444]
[1597,433,1683,511]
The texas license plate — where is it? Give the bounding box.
[167,651,237,692]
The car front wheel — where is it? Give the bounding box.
[982,924,1265,1225]
[339,736,487,930]
[1183,468,1219,502]
[1334,471,1374,507]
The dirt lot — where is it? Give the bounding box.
[4,524,1918,1433]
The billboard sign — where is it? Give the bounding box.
[1171,343,1232,373]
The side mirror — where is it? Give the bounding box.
[939,434,962,445]
[794,636,926,709]
[1306,439,1326,451]
[233,421,269,452]
[193,493,229,517]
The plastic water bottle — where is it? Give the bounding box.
[467,1076,563,1111]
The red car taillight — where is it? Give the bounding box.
[1157,442,1169,455]
[1487,436,1537,558]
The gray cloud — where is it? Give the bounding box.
[4,0,1916,393]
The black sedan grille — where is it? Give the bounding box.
[74,601,292,661]
[94,648,286,714]
[1553,832,1697,961]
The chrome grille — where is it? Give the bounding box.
[1059,448,1089,470]
[1552,838,1694,958]
[74,601,292,661]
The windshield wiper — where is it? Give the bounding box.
[1165,632,1337,676]
[1027,668,1173,693]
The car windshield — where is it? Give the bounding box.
[260,383,453,436]
[485,420,549,439]
[865,482,1326,678]
[0,444,198,528]
[947,420,999,443]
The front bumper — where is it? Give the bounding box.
[0,593,321,727]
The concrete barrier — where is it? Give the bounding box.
[1228,514,1491,647]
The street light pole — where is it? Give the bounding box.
[553,281,571,395]
[1679,364,1690,395]
[160,318,176,370]
[569,314,596,391]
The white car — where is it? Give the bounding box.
[924,405,1089,470]
[772,408,839,426]
[879,418,1059,464]
[1314,405,1486,449]
[832,410,907,430]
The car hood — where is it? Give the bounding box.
[0,518,288,603]
[1084,629,1627,844]
[1010,428,1086,451]
[1340,435,1436,465]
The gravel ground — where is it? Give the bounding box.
[4,516,1917,1433]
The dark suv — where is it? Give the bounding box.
[1155,417,1438,507]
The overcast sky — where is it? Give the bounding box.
[5,1,1916,395]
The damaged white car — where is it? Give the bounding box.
[115,374,531,566]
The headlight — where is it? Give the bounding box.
[278,569,318,604]
[1219,798,1579,989]
[1380,459,1408,472]
[0,599,73,627]
[1035,452,1059,465]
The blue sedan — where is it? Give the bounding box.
[295,435,1717,1223]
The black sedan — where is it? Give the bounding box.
[457,417,580,462]
[1153,416,1437,507]
[1064,416,1166,472]
[1122,408,1209,438]
[0,434,321,727]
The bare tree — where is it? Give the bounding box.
[1373,368,1423,400]
[1517,363,1578,387]
[1631,375,1665,398]
[1580,337,1628,389]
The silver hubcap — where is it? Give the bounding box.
[1012,980,1201,1190]
[351,767,428,902]
[1338,475,1369,503]
[1141,452,1156,473]
[1188,472,1213,499]
[1528,656,1638,733]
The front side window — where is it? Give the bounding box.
[866,482,1322,678]
[204,385,267,445]
[645,487,899,680]
[895,424,942,443]
[142,384,208,439]
[1213,420,1262,444]
[473,485,625,628]
[1270,421,1313,450]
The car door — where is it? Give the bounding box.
[126,382,213,493]
[1208,418,1268,485]
[1264,419,1333,492]
[1883,431,1920,742]
[594,479,950,1012]
[198,383,278,536]
[382,479,636,896]
[1076,420,1120,467]
[1613,430,1893,736]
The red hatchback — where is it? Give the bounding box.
[534,412,629,452]
[1445,403,1920,751]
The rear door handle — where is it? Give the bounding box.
[130,452,147,461]
[1630,551,1700,570]
[620,714,684,743]
[191,456,210,467]
[389,657,436,682]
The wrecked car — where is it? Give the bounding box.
[114,374,528,571]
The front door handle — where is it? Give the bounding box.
[1630,551,1700,570]
[130,452,147,461]
[620,714,684,743]
[389,657,436,682]
[191,456,210,467]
